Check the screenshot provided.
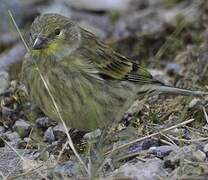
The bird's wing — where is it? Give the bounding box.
[79,30,161,84]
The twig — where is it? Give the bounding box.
[0,137,48,180]
[4,128,34,179]
[202,106,208,124]
[8,165,50,180]
[160,133,177,146]
[167,134,208,143]
[57,141,69,162]
[0,171,6,180]
[104,118,195,155]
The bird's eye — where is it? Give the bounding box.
[54,28,61,35]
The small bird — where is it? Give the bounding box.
[22,13,207,131]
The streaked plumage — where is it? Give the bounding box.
[22,14,207,131]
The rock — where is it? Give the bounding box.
[0,147,44,178]
[149,145,179,158]
[3,131,21,146]
[44,127,55,143]
[166,62,181,75]
[188,98,201,109]
[128,139,160,154]
[164,145,207,170]
[165,145,208,178]
[53,123,67,140]
[203,143,208,153]
[13,119,32,138]
[0,71,9,94]
[192,149,206,162]
[110,158,168,179]
[0,126,6,134]
[0,147,23,176]
[23,137,31,143]
[83,129,101,140]
[36,117,55,130]
[52,160,84,178]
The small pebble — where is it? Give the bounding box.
[192,149,206,162]
[203,143,208,153]
[0,126,6,134]
[44,127,55,143]
[149,145,179,158]
[13,119,32,138]
[53,123,67,140]
[4,131,21,146]
[36,117,54,129]
[54,160,83,177]
[188,98,201,109]
[0,71,9,94]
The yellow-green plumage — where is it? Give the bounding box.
[22,13,207,131]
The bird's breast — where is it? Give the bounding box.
[23,62,136,131]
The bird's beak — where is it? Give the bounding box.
[33,37,48,50]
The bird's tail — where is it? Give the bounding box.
[139,84,208,96]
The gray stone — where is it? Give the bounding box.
[0,147,44,179]
[23,137,31,143]
[0,71,9,94]
[44,127,55,143]
[149,145,179,158]
[4,131,21,147]
[203,143,208,153]
[0,147,23,176]
[13,119,32,138]
[110,158,168,179]
[52,160,84,178]
[0,126,6,134]
[36,117,54,129]
[53,123,67,140]
[84,129,101,140]
[192,149,206,162]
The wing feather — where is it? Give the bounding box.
[76,28,162,85]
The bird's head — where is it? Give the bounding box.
[29,13,81,58]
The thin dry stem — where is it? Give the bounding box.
[0,137,48,180]
[105,118,195,155]
[202,106,208,124]
[167,134,208,143]
[4,128,34,179]
[57,141,69,162]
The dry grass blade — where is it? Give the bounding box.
[167,134,208,143]
[4,128,35,179]
[0,137,48,180]
[0,171,6,179]
[202,106,208,124]
[57,141,69,162]
[8,10,89,176]
[8,164,47,180]
[105,118,195,156]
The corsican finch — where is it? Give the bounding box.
[22,14,207,131]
